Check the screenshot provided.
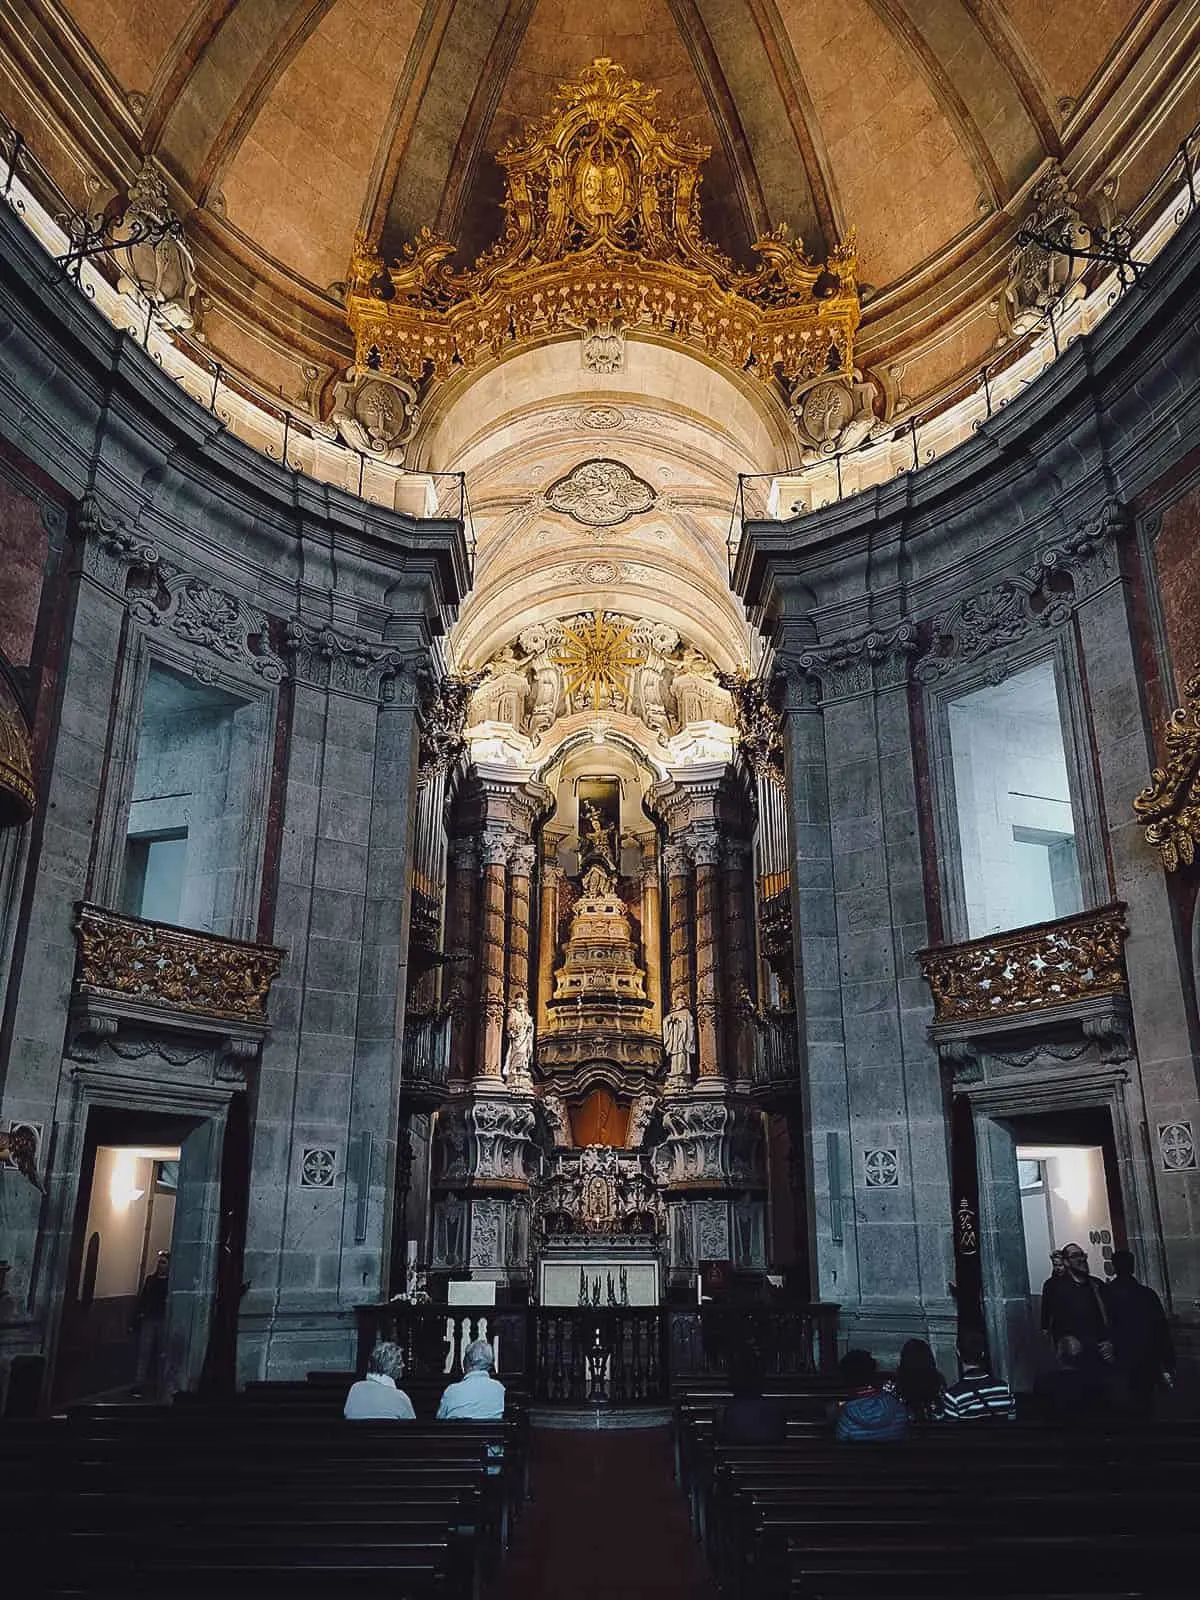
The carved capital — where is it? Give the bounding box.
[508,841,538,878]
[284,619,416,702]
[663,840,691,878]
[796,623,918,699]
[480,830,511,869]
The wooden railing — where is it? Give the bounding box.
[354,1301,840,1396]
[400,1009,452,1105]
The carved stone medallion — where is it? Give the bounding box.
[546,459,655,527]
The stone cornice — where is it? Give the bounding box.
[0,202,469,625]
[733,207,1200,626]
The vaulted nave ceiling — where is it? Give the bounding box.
[5,0,1197,412]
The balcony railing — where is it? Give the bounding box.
[750,1007,803,1098]
[916,904,1128,1028]
[73,903,284,1027]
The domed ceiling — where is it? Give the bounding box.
[3,0,1197,411]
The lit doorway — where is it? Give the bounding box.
[1017,1142,1116,1337]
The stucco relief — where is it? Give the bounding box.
[545,460,656,527]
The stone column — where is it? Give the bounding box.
[535,850,563,1033]
[721,838,755,1081]
[664,838,693,1013]
[691,830,724,1079]
[444,835,479,1085]
[506,841,536,1006]
[476,829,509,1079]
[640,840,664,1035]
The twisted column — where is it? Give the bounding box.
[445,836,479,1084]
[722,839,756,1081]
[536,849,564,1033]
[640,840,664,1035]
[477,830,510,1079]
[506,841,537,1007]
[690,830,724,1079]
[664,838,693,1014]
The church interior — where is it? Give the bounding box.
[1,1,1200,1594]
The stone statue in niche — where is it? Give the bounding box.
[663,1006,696,1085]
[581,859,616,898]
[329,368,421,465]
[503,998,535,1085]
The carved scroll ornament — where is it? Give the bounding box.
[74,904,284,1026]
[345,58,858,393]
[0,674,35,827]
[1134,671,1200,871]
[917,905,1128,1026]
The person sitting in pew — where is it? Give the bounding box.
[343,1340,416,1420]
[437,1338,506,1420]
[941,1329,1016,1422]
[718,1352,787,1445]
[892,1338,946,1422]
[834,1349,908,1442]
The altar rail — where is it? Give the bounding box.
[354,1302,840,1403]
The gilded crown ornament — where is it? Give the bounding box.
[344,58,858,392]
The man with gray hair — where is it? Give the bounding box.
[436,1338,506,1420]
[344,1341,416,1420]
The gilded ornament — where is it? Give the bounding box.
[73,904,284,1025]
[0,674,35,827]
[917,906,1128,1026]
[551,610,645,711]
[1133,670,1200,871]
[344,58,858,394]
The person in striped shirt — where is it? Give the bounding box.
[941,1329,1016,1422]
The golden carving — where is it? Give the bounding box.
[345,58,858,390]
[74,904,284,1026]
[1133,670,1200,870]
[0,674,35,827]
[917,906,1128,1026]
[552,610,644,712]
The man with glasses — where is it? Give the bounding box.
[1041,1242,1113,1369]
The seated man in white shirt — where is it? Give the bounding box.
[436,1338,506,1420]
[344,1340,417,1420]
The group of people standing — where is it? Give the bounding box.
[1037,1243,1174,1417]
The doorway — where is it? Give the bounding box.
[977,1102,1126,1388]
[54,1105,217,1405]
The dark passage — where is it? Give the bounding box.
[490,1427,716,1600]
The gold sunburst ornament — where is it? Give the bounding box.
[553,611,645,711]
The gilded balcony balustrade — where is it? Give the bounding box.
[71,903,284,1063]
[916,905,1129,1028]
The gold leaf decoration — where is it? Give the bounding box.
[345,57,858,391]
[1133,670,1200,871]
[551,610,645,711]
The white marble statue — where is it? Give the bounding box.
[663,1005,696,1083]
[503,997,535,1083]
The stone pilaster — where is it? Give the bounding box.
[721,838,756,1081]
[444,835,480,1085]
[664,838,693,1013]
[639,841,664,1035]
[506,840,536,1006]
[477,829,509,1080]
[535,849,564,1034]
[690,829,724,1079]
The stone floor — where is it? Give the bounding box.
[489,1424,717,1600]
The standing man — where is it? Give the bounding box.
[1041,1242,1113,1371]
[131,1250,169,1399]
[1103,1249,1175,1412]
